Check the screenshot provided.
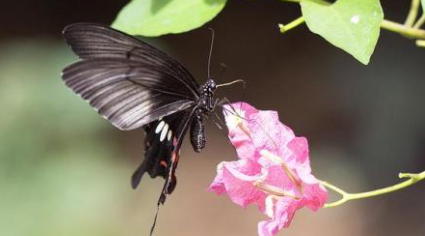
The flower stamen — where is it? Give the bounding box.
[254,181,300,200]
[237,120,251,138]
[260,150,303,189]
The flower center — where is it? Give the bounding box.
[254,181,300,200]
[259,149,304,195]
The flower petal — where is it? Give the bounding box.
[208,160,266,209]
[258,198,299,236]
[212,102,328,236]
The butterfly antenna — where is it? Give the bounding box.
[216,79,246,88]
[216,80,247,113]
[207,28,215,79]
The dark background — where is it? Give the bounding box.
[0,0,424,236]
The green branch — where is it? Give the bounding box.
[413,14,425,29]
[381,19,425,38]
[278,17,305,33]
[320,171,425,208]
[279,16,425,40]
[416,40,425,47]
[404,0,421,27]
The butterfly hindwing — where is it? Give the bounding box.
[131,108,197,203]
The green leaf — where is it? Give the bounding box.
[422,0,425,12]
[112,0,227,37]
[301,0,384,65]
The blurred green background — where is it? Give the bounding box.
[0,1,424,236]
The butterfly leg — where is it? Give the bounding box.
[217,97,241,117]
[216,79,247,114]
[210,112,224,130]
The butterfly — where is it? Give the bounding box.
[61,23,243,205]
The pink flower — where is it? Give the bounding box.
[208,102,327,236]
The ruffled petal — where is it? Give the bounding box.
[210,102,328,236]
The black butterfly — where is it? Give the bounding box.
[61,23,242,205]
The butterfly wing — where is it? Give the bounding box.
[132,107,197,204]
[62,23,204,204]
[62,23,200,130]
[63,23,200,96]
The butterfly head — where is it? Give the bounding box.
[206,79,217,93]
[201,79,217,96]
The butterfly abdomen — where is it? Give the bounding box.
[190,113,206,153]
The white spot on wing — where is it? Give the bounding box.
[351,15,360,24]
[160,124,169,142]
[167,130,172,141]
[155,120,165,134]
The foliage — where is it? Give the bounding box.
[112,0,425,65]
[112,0,227,36]
[301,0,383,64]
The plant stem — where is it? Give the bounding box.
[320,171,425,208]
[278,17,305,33]
[277,16,425,40]
[405,0,421,27]
[380,19,425,38]
[413,14,425,29]
[416,39,425,47]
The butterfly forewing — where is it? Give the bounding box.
[63,23,200,97]
[62,23,200,131]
